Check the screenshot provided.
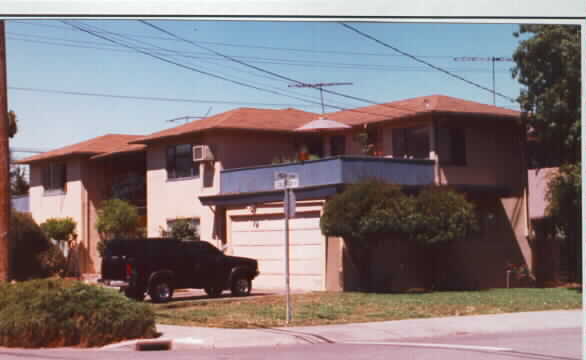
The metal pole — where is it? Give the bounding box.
[0,21,10,282]
[319,88,325,114]
[491,57,496,105]
[284,187,292,323]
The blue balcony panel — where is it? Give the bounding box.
[220,156,435,195]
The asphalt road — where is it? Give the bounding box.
[0,328,581,360]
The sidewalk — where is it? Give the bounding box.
[105,310,582,350]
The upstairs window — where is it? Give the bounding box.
[392,126,430,159]
[438,127,467,166]
[42,162,67,192]
[166,144,199,179]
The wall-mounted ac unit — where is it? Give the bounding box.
[193,145,214,162]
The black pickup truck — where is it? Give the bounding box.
[100,238,259,303]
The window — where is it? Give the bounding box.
[438,127,467,166]
[166,144,199,179]
[392,126,430,159]
[42,162,66,192]
[330,135,346,156]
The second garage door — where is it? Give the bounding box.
[229,210,325,291]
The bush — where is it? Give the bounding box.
[9,212,66,280]
[0,279,157,348]
[96,199,140,256]
[40,217,77,242]
[167,218,200,241]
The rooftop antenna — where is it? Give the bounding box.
[453,56,513,105]
[288,82,352,114]
[165,106,213,123]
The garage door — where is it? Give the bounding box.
[230,211,325,291]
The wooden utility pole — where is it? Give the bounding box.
[0,21,10,282]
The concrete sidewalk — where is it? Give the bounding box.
[105,310,582,350]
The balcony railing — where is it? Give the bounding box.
[219,156,435,194]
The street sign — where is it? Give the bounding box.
[274,172,299,189]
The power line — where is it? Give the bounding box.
[8,86,319,108]
[9,34,509,75]
[340,23,517,103]
[64,21,392,118]
[140,20,414,115]
[12,20,456,60]
[71,21,346,110]
[62,20,334,111]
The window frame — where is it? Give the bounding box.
[166,144,199,180]
[391,126,431,159]
[438,127,467,166]
[42,162,67,193]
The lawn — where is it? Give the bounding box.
[152,288,582,328]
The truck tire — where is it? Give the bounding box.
[231,276,252,297]
[149,278,174,303]
[204,287,223,298]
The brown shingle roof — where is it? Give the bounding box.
[131,107,320,144]
[326,94,520,126]
[16,134,144,164]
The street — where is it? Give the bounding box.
[0,327,580,360]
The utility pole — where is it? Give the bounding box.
[453,57,512,105]
[0,21,10,282]
[288,82,352,114]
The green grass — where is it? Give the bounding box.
[153,288,582,328]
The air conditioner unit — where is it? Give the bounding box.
[193,145,214,162]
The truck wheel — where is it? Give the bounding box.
[124,287,145,301]
[231,276,251,297]
[149,278,174,303]
[204,287,223,298]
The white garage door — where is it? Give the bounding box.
[230,211,325,291]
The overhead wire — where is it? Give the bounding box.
[70,21,345,109]
[139,20,415,115]
[61,20,336,112]
[340,23,517,103]
[8,86,320,108]
[8,33,511,75]
[63,21,396,118]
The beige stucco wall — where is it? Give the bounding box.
[28,158,85,242]
[146,131,298,246]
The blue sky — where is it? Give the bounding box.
[6,20,526,158]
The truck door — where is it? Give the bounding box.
[184,242,221,288]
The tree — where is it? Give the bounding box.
[10,166,28,196]
[7,110,16,139]
[320,180,478,291]
[95,199,140,255]
[40,217,77,243]
[411,186,479,289]
[166,218,200,241]
[546,163,581,283]
[320,180,417,291]
[512,25,581,166]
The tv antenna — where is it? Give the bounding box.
[453,57,512,105]
[288,82,352,114]
[165,106,213,123]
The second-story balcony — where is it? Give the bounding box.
[219,156,435,195]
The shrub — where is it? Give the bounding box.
[40,217,77,242]
[9,212,66,280]
[96,199,140,256]
[165,218,200,240]
[411,186,479,245]
[0,279,157,348]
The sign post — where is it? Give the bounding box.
[274,172,298,324]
